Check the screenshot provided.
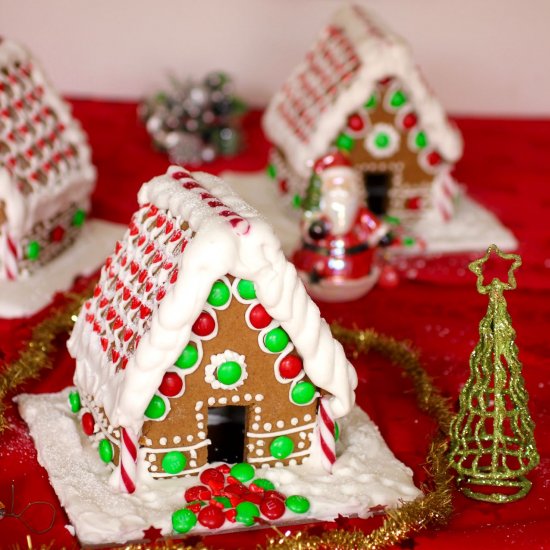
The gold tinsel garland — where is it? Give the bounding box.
[0,287,92,433]
[2,292,455,549]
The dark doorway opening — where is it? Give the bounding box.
[207,406,246,463]
[364,172,391,215]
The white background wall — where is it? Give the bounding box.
[2,0,549,116]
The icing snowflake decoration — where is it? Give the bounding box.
[205,350,248,390]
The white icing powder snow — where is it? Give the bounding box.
[16,388,421,545]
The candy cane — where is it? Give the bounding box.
[434,172,458,222]
[1,232,20,281]
[119,427,138,493]
[317,396,336,472]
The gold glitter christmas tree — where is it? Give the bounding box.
[449,245,539,503]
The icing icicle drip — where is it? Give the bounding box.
[318,396,337,472]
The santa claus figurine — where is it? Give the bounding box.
[292,152,392,301]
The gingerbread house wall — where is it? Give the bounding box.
[140,278,318,478]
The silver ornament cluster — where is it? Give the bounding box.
[139,72,246,164]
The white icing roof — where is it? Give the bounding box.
[68,167,357,435]
[0,38,95,238]
[263,5,463,178]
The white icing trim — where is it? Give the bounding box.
[262,5,462,177]
[246,422,316,438]
[248,449,311,463]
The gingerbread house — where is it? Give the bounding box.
[68,166,357,492]
[263,4,463,225]
[0,38,95,281]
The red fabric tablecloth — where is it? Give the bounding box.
[0,100,549,549]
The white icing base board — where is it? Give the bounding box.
[222,171,517,257]
[16,389,421,545]
[0,219,125,319]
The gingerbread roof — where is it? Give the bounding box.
[68,167,357,434]
[263,5,463,178]
[0,38,95,239]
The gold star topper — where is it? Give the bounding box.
[468,244,522,295]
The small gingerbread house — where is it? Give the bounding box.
[0,38,95,280]
[263,5,463,224]
[68,167,357,492]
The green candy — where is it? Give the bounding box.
[403,236,416,247]
[237,279,256,300]
[291,381,316,405]
[213,496,232,509]
[235,501,260,526]
[292,194,302,209]
[334,421,340,442]
[251,478,275,491]
[285,495,310,514]
[390,90,407,108]
[230,462,255,483]
[72,209,86,227]
[270,436,294,459]
[217,361,242,386]
[364,94,377,110]
[266,163,277,179]
[335,133,354,152]
[162,451,186,474]
[26,240,40,260]
[68,391,81,413]
[415,131,428,149]
[175,343,198,369]
[207,280,230,307]
[145,395,166,419]
[172,508,197,533]
[264,327,289,353]
[374,132,390,149]
[98,438,113,463]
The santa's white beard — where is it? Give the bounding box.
[322,191,359,235]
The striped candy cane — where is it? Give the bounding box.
[317,396,336,472]
[434,172,459,222]
[1,232,20,281]
[119,427,138,493]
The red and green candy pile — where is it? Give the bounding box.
[172,462,310,533]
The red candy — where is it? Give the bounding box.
[264,490,286,501]
[184,485,212,502]
[223,483,247,496]
[260,496,286,520]
[158,372,183,397]
[225,508,237,523]
[243,492,263,505]
[249,483,265,494]
[279,355,303,379]
[186,500,204,513]
[81,412,95,436]
[216,464,231,474]
[248,304,272,329]
[198,504,225,529]
[199,468,225,490]
[192,312,216,337]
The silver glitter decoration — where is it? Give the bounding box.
[139,72,246,164]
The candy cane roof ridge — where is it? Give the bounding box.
[263,4,463,178]
[68,167,357,435]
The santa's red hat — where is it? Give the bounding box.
[313,151,351,174]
